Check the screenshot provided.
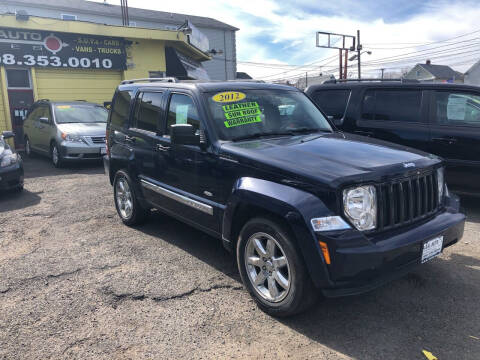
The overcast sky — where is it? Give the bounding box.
[94,0,480,80]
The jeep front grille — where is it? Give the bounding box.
[377,170,439,231]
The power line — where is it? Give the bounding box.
[363,27,480,50]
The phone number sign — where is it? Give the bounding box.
[0,28,127,70]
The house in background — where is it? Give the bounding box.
[404,60,464,83]
[0,0,239,80]
[464,59,480,86]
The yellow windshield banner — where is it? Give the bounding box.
[212,91,246,103]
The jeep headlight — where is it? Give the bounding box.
[343,185,377,231]
[0,150,19,167]
[437,167,445,203]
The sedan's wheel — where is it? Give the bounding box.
[24,137,32,157]
[245,232,291,302]
[51,143,63,168]
[113,170,149,226]
[237,217,319,317]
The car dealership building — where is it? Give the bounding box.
[0,13,212,148]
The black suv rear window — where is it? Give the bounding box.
[110,90,132,127]
[312,89,350,120]
[362,89,422,123]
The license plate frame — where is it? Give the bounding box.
[100,147,107,155]
[421,236,444,264]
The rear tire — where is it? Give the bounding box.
[237,217,319,317]
[113,170,149,226]
[51,142,63,168]
[24,137,33,158]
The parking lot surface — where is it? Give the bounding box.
[0,157,479,360]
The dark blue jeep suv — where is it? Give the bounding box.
[104,79,465,316]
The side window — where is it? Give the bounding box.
[167,94,200,132]
[110,90,132,128]
[132,92,163,132]
[42,106,52,122]
[312,89,350,120]
[434,92,480,127]
[362,89,422,122]
[361,90,375,120]
[25,107,40,123]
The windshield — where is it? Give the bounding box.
[54,104,108,124]
[204,89,332,141]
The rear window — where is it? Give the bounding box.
[110,90,132,127]
[54,104,108,124]
[361,89,422,123]
[312,89,350,120]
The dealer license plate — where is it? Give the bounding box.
[421,236,444,263]
[100,147,107,155]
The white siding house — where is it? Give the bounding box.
[0,0,238,80]
[464,60,480,86]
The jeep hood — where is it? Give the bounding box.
[221,132,441,187]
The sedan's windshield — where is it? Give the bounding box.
[54,104,108,124]
[204,89,332,141]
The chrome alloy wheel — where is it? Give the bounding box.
[245,232,291,302]
[52,145,59,166]
[25,139,31,156]
[115,178,133,219]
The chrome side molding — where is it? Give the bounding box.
[140,179,214,216]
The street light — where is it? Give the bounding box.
[349,51,372,61]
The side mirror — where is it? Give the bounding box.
[170,124,200,147]
[2,131,14,139]
[332,118,343,127]
[39,117,50,125]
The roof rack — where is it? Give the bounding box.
[323,78,420,84]
[121,77,178,85]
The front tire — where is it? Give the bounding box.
[113,170,149,226]
[237,217,318,317]
[51,143,63,168]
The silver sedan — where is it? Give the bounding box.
[23,101,108,167]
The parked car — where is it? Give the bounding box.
[23,100,108,167]
[305,81,480,194]
[104,79,465,316]
[0,131,23,192]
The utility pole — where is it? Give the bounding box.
[344,50,348,79]
[357,30,362,79]
[305,72,308,88]
[339,49,343,80]
[380,68,385,79]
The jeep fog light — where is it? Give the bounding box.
[311,216,351,232]
[343,185,377,231]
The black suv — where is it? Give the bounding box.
[104,79,465,316]
[306,81,480,194]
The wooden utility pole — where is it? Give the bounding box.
[339,49,343,79]
[344,50,348,79]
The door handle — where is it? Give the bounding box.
[355,130,374,137]
[432,137,457,145]
[125,135,136,143]
[156,144,170,151]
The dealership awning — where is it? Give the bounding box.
[165,47,210,81]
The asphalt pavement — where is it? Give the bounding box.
[0,156,479,359]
